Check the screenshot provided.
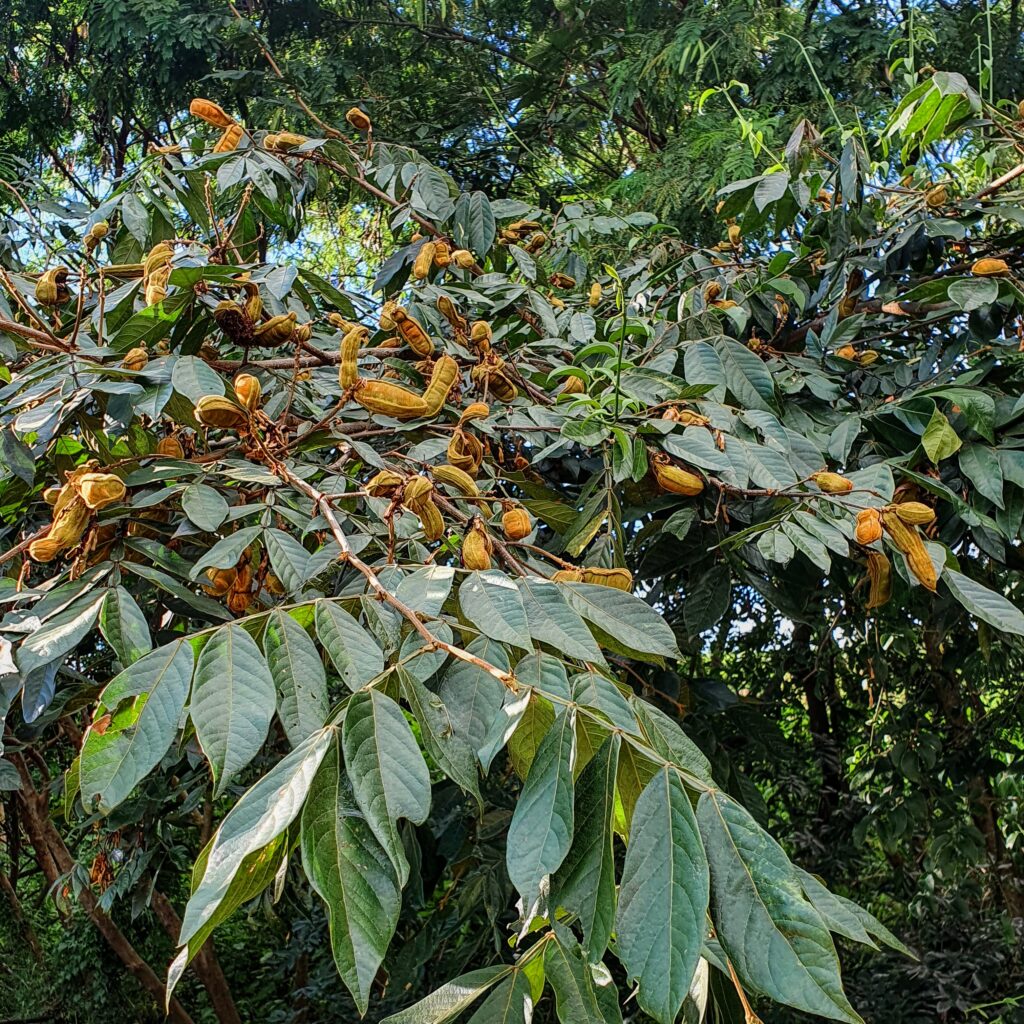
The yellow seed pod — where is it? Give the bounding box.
[447,429,484,475]
[460,402,489,423]
[392,307,435,357]
[925,185,947,208]
[274,132,308,151]
[549,294,566,310]
[402,475,434,510]
[89,220,110,240]
[377,300,399,332]
[704,281,722,303]
[676,410,710,427]
[434,241,451,268]
[48,500,91,549]
[552,568,585,583]
[412,242,437,281]
[501,505,532,541]
[213,124,244,153]
[560,376,585,396]
[836,345,857,360]
[581,567,633,591]
[865,552,892,609]
[855,507,883,545]
[242,283,262,322]
[253,312,297,346]
[652,456,704,496]
[489,371,518,403]
[354,379,429,420]
[327,312,356,332]
[416,498,445,542]
[451,249,475,269]
[142,243,172,282]
[549,273,576,289]
[469,321,493,348]
[189,98,235,129]
[432,464,487,511]
[858,350,879,366]
[508,219,541,233]
[338,326,366,389]
[461,520,493,571]
[436,295,467,334]
[422,355,459,416]
[156,437,185,459]
[203,567,238,597]
[882,513,937,591]
[727,224,742,246]
[889,501,936,526]
[28,536,64,563]
[42,487,62,505]
[812,471,854,494]
[145,277,168,307]
[234,373,262,412]
[588,282,602,307]
[971,258,1010,277]
[263,133,281,151]
[365,470,404,497]
[35,266,70,305]
[121,347,149,372]
[346,107,372,132]
[78,473,126,511]
[195,395,249,430]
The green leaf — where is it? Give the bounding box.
[715,338,777,412]
[189,526,263,578]
[477,689,532,773]
[630,700,713,786]
[438,636,510,753]
[563,583,680,661]
[395,565,455,617]
[697,790,862,1023]
[80,639,193,812]
[459,571,532,650]
[99,586,152,667]
[16,592,105,678]
[264,528,312,594]
[342,689,431,885]
[506,708,576,911]
[381,967,511,1024]
[171,355,224,402]
[516,578,605,664]
[922,408,961,463]
[544,932,622,1024]
[263,610,329,746]
[315,600,385,690]
[301,732,400,1014]
[466,971,534,1024]
[508,692,556,779]
[958,444,1004,509]
[947,276,998,311]
[553,734,620,959]
[797,869,876,948]
[683,566,732,635]
[191,624,277,797]
[182,483,229,532]
[943,569,1024,636]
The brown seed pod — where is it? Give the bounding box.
[339,325,367,390]
[189,98,235,129]
[402,475,435,510]
[274,132,308,151]
[581,567,633,591]
[203,567,238,597]
[434,241,451,268]
[501,505,532,541]
[812,471,854,494]
[226,589,253,615]
[35,266,70,305]
[525,232,547,254]
[78,473,126,511]
[156,437,185,459]
[652,454,704,496]
[508,219,541,234]
[560,375,585,396]
[436,295,467,334]
[552,568,584,583]
[469,321,492,350]
[42,487,62,505]
[253,312,297,347]
[421,355,459,416]
[704,281,722,303]
[365,470,404,497]
[213,124,244,154]
[195,396,249,430]
[392,307,434,357]
[122,347,149,372]
[416,499,445,542]
[971,258,1010,277]
[412,242,437,281]
[925,184,947,208]
[864,552,892,609]
[889,501,936,526]
[48,500,91,550]
[461,519,493,571]
[448,428,484,475]
[588,282,602,307]
[549,273,576,289]
[854,507,883,545]
[346,107,372,132]
[234,373,262,412]
[450,249,475,269]
[212,301,253,346]
[881,512,937,591]
[242,283,262,322]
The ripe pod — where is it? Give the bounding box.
[451,249,475,269]
[416,499,445,542]
[461,520,493,571]
[203,567,238,597]
[865,552,892,609]
[274,132,308,151]
[525,232,546,253]
[552,568,584,583]
[501,505,532,541]
[812,471,854,494]
[365,470,404,497]
[460,402,489,423]
[156,437,185,459]
[652,455,704,496]
[355,379,429,420]
[434,242,451,268]
[378,301,399,331]
[213,124,244,154]
[836,345,857,360]
[560,376,585,396]
[727,224,742,246]
[675,410,710,427]
[122,347,149,371]
[234,373,262,411]
[393,308,435,357]
[436,295,467,334]
[78,473,126,511]
[35,266,70,305]
[881,512,937,591]
[855,508,883,545]
[971,258,1010,277]
[549,273,576,289]
[48,500,91,550]
[254,312,297,346]
[448,428,483,475]
[412,242,437,281]
[402,475,434,510]
[889,501,936,526]
[189,98,235,129]
[704,281,722,303]
[582,567,633,591]
[346,107,372,132]
[339,326,367,389]
[588,282,602,307]
[195,396,249,430]
[42,487,62,505]
[28,537,63,563]
[925,185,947,208]
[421,355,460,416]
[432,463,489,511]
[858,350,879,365]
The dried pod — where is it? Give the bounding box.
[836,345,857,360]
[971,258,1010,277]
[469,321,492,349]
[253,312,297,346]
[652,455,704,496]
[392,307,435,357]
[588,282,602,307]
[508,219,541,234]
[189,99,235,129]
[89,220,110,240]
[203,567,238,597]
[501,505,532,541]
[213,124,244,154]
[451,249,475,269]
[675,410,709,427]
[142,243,172,280]
[274,132,308,151]
[421,355,459,416]
[858,350,879,366]
[525,232,547,254]
[434,241,451,268]
[548,294,566,310]
[122,347,149,372]
[560,375,585,396]
[327,312,356,332]
[144,269,170,307]
[234,373,262,411]
[365,470,404,497]
[402,475,434,511]
[213,301,253,346]
[925,185,947,208]
[581,567,633,591]
[156,437,185,459]
[78,473,126,511]
[339,325,367,389]
[704,281,722,303]
[263,133,281,151]
[549,273,576,289]
[416,498,445,542]
[865,552,892,609]
[882,512,937,591]
[855,507,883,545]
[378,301,399,331]
[226,589,253,615]
[461,520,493,571]
[242,284,263,322]
[28,537,63,563]
[412,242,437,281]
[42,487,62,505]
[436,295,467,333]
[448,428,484,475]
[727,224,742,246]
[432,463,487,510]
[354,379,429,420]
[346,107,372,132]
[812,471,854,494]
[48,500,91,550]
[889,501,936,526]
[552,568,585,583]
[460,402,489,423]
[195,396,249,430]
[35,266,70,305]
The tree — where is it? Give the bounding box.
[1,67,1023,1023]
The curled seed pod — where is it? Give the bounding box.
[195,396,249,430]
[588,282,602,307]
[436,295,467,333]
[460,402,489,423]
[501,505,532,541]
[213,301,253,346]
[836,345,857,360]
[422,355,459,416]
[263,133,281,151]
[711,299,738,310]
[253,312,297,346]
[293,322,312,344]
[412,242,437,281]
[676,410,710,427]
[451,249,475,269]
[48,500,91,549]
[226,589,253,615]
[142,243,172,280]
[392,307,434,357]
[402,475,434,510]
[78,473,126,511]
[274,132,308,151]
[378,300,399,331]
[434,241,451,268]
[469,321,492,347]
[925,185,947,208]
[213,124,244,153]
[122,347,149,372]
[189,98,235,129]
[652,455,704,496]
[145,268,170,307]
[855,507,883,545]
[812,471,854,494]
[156,437,185,459]
[416,498,445,541]
[35,266,70,305]
[461,520,493,570]
[882,512,937,591]
[346,107,372,132]
[339,326,367,389]
[662,407,681,422]
[327,312,357,332]
[242,283,262,322]
[865,552,892,609]
[552,568,584,583]
[971,258,1010,277]
[560,375,585,396]
[447,429,484,475]
[489,370,518,403]
[582,567,633,591]
[264,573,286,596]
[365,470,404,497]
[28,537,63,563]
[889,501,936,526]
[727,224,742,246]
[354,379,429,420]
[525,232,546,254]
[704,281,722,303]
[549,273,576,289]
[234,373,262,411]
[432,463,488,511]
[203,567,238,597]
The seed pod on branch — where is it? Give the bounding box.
[651,453,704,496]
[582,567,633,591]
[560,375,585,396]
[392,307,434,357]
[189,99,235,129]
[888,501,936,526]
[421,355,459,416]
[253,312,297,347]
[78,473,126,510]
[812,471,854,494]
[448,428,484,475]
[436,295,467,335]
[354,379,430,420]
[854,508,883,545]
[195,396,249,430]
[461,518,493,570]
[451,249,475,269]
[549,273,576,289]
[865,552,892,609]
[213,124,244,154]
[346,107,372,132]
[121,347,149,372]
[971,258,1010,277]
[412,242,437,281]
[35,266,70,305]
[552,567,584,583]
[434,241,451,268]
[234,374,262,412]
[339,326,368,390]
[881,511,937,591]
[156,437,185,459]
[366,470,404,497]
[501,504,532,541]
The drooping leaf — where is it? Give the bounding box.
[263,609,329,746]
[315,600,385,690]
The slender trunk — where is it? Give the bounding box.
[0,866,43,962]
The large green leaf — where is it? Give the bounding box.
[80,639,193,812]
[616,766,709,1024]
[341,689,431,885]
[16,591,105,679]
[944,569,1024,636]
[544,931,622,1024]
[191,623,277,796]
[263,609,329,746]
[459,571,532,650]
[697,790,862,1023]
[301,733,400,1014]
[98,586,152,667]
[516,578,605,664]
[382,967,511,1024]
[439,636,510,753]
[562,583,680,660]
[506,708,576,912]
[315,600,385,690]
[466,971,533,1024]
[715,337,777,412]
